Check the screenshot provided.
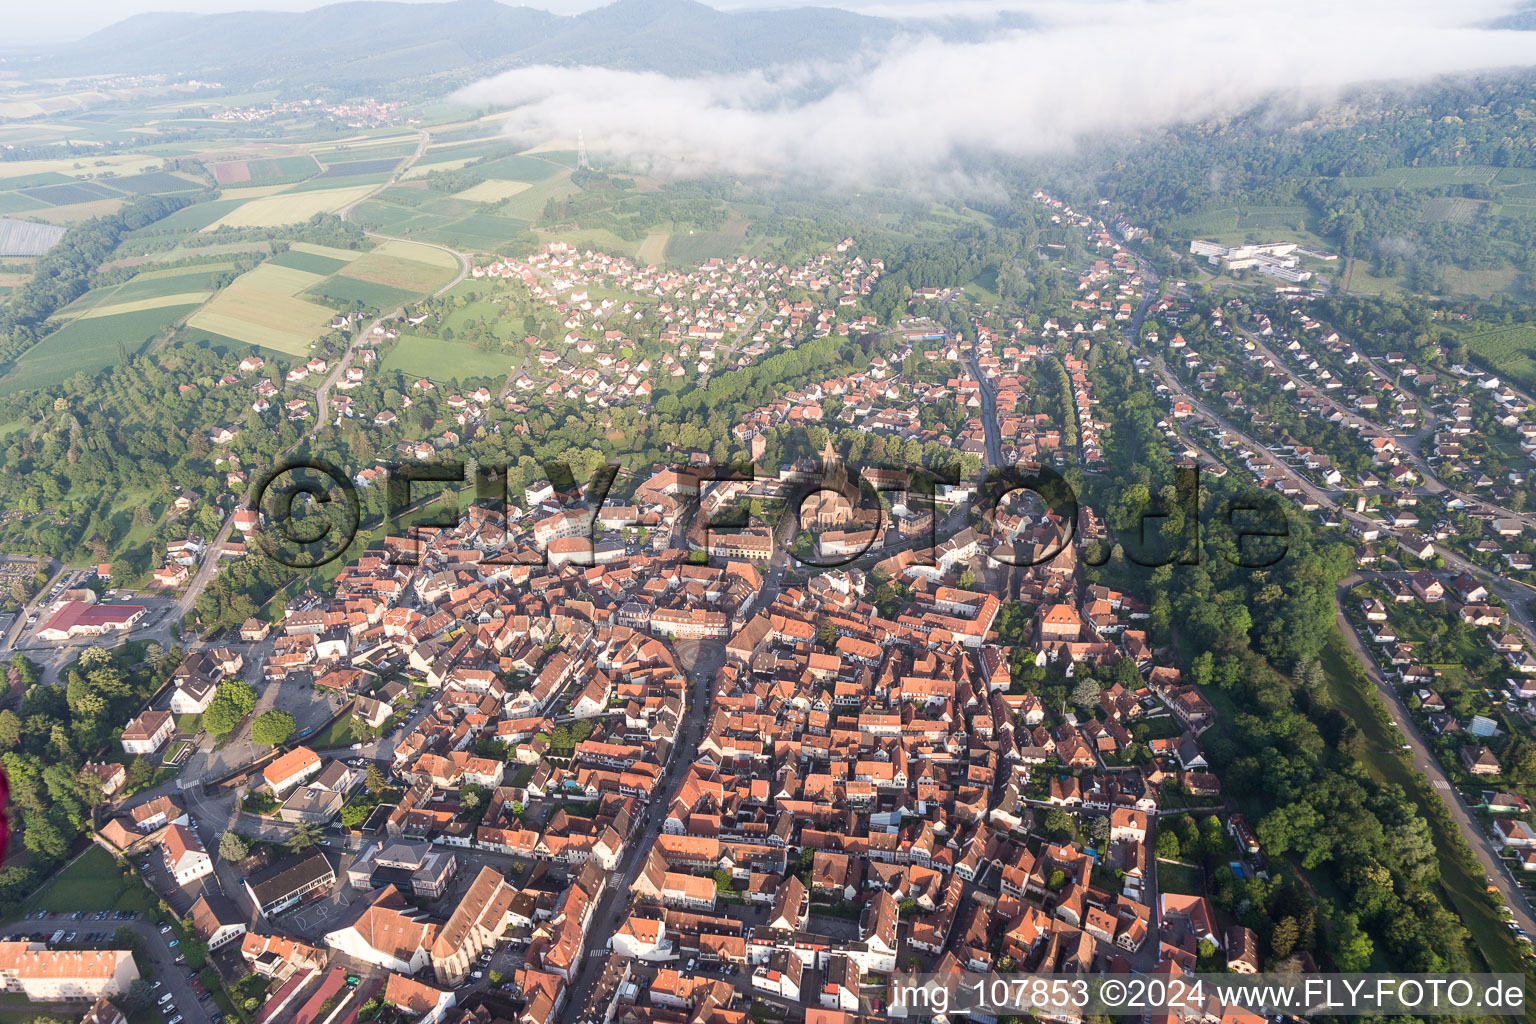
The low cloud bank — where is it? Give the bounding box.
[457,0,1536,184]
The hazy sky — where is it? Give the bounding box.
[8,0,986,47]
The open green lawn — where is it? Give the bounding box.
[0,303,199,394]
[20,845,155,915]
[379,333,516,382]
[1155,858,1203,896]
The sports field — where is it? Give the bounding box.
[204,185,378,229]
[455,179,532,203]
[0,303,199,394]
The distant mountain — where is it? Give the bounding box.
[22,0,913,90]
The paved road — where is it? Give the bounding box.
[556,642,723,1024]
[1128,247,1536,949]
[1335,574,1536,937]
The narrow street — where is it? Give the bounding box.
[556,640,723,1024]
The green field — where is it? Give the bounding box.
[137,197,247,233]
[1463,325,1536,385]
[187,271,336,355]
[1337,165,1502,190]
[307,276,416,310]
[470,154,563,182]
[109,266,230,304]
[19,181,122,206]
[20,846,157,915]
[0,193,45,215]
[665,217,753,266]
[0,302,198,394]
[269,249,350,275]
[1171,205,1315,244]
[205,184,376,229]
[379,333,516,381]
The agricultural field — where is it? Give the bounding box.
[1421,197,1479,224]
[1337,165,1502,189]
[269,249,351,275]
[108,171,203,194]
[664,216,754,266]
[317,157,403,178]
[307,277,416,311]
[379,333,517,382]
[0,219,66,257]
[210,154,321,186]
[454,179,531,203]
[635,231,671,266]
[303,241,458,310]
[240,261,327,295]
[30,198,127,224]
[1462,325,1536,386]
[0,153,166,181]
[0,302,200,394]
[203,184,377,229]
[186,260,337,355]
[403,157,477,179]
[19,180,122,206]
[0,193,47,215]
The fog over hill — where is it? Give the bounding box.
[457,0,1536,185]
[21,0,983,88]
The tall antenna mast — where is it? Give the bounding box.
[577,130,592,172]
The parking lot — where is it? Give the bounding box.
[3,910,219,1024]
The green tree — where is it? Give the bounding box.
[218,831,249,863]
[288,820,323,850]
[1155,829,1180,860]
[1332,912,1374,971]
[365,763,387,794]
[1270,916,1299,960]
[251,710,295,746]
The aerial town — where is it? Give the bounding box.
[3,7,1536,1024]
